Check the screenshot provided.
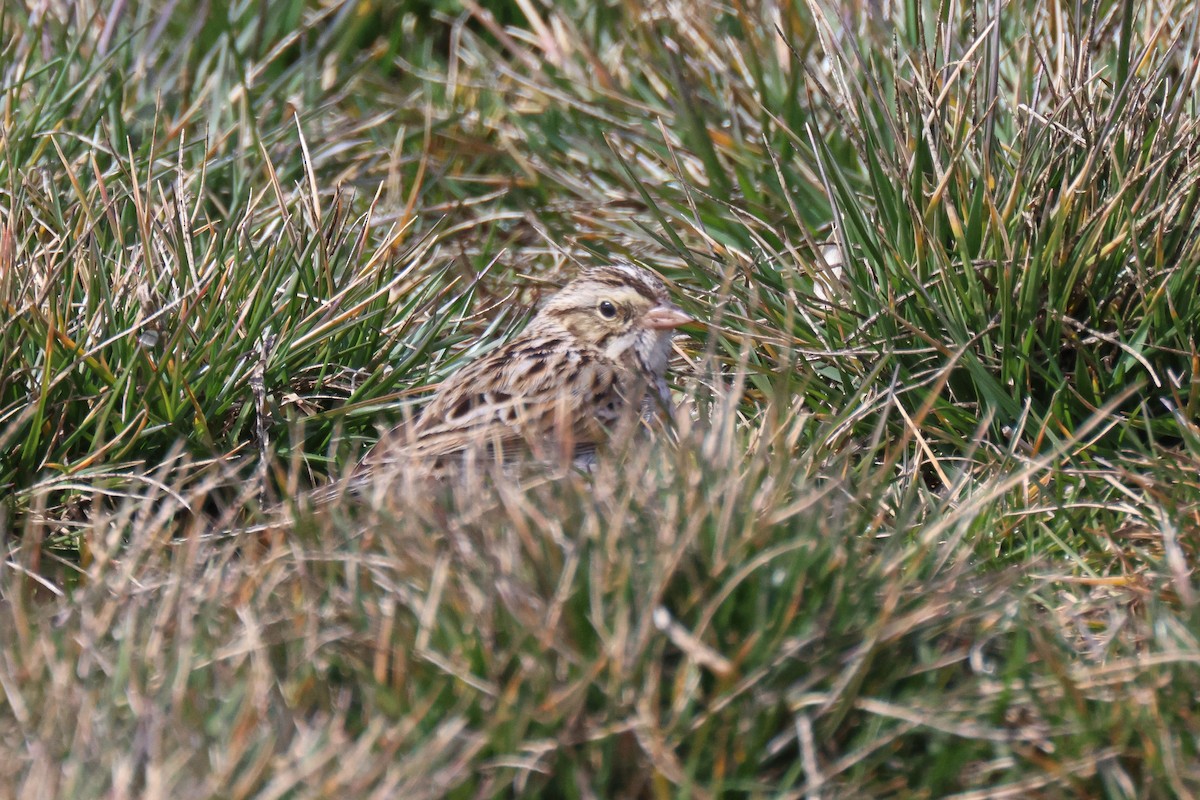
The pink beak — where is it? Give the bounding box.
[643,303,693,330]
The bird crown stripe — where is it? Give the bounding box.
[580,266,663,300]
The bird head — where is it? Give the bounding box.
[538,264,691,376]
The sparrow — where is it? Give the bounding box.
[358,262,692,482]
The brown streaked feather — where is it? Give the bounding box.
[349,263,689,486]
[363,332,631,469]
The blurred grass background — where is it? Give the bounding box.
[2,0,1199,796]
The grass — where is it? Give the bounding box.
[2,0,1200,796]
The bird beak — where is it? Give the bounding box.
[643,303,692,330]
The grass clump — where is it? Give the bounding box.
[2,0,1200,797]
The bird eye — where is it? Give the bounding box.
[598,300,617,319]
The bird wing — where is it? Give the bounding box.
[363,334,630,470]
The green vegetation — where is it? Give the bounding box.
[3,0,1199,796]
